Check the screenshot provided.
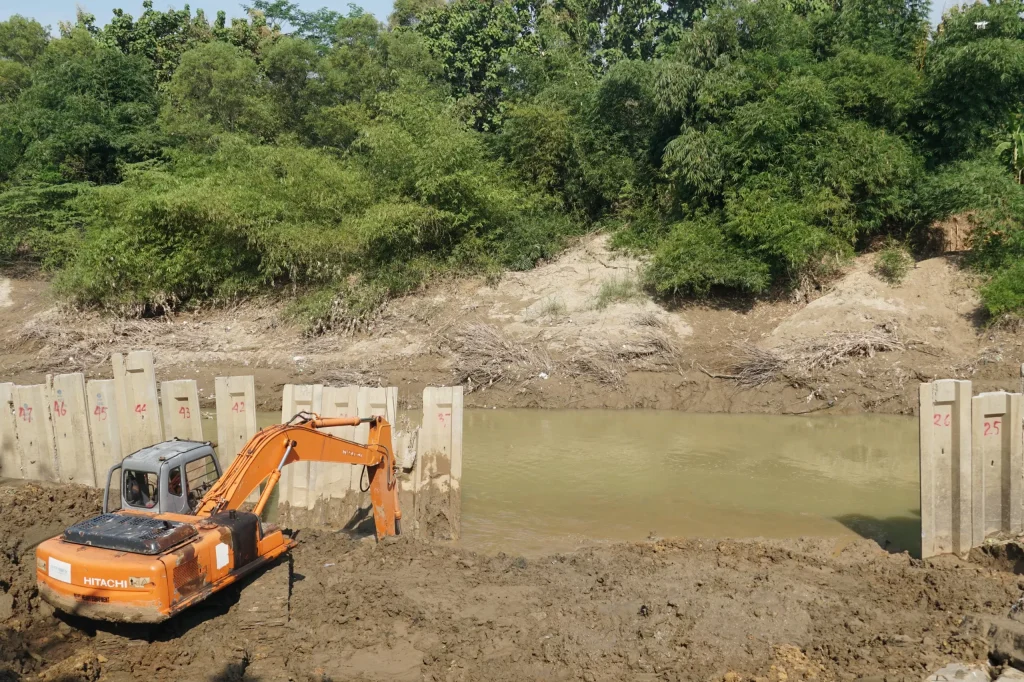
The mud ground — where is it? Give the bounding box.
[1,482,1022,682]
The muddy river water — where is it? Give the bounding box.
[208,409,919,556]
[460,410,919,555]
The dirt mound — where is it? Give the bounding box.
[768,256,981,356]
[2,483,1022,681]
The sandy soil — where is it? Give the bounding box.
[0,236,1021,414]
[1,482,1021,682]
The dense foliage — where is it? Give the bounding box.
[2,0,1024,325]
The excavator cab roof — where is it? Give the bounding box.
[104,440,222,516]
[121,440,215,473]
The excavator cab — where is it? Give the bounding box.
[104,440,223,516]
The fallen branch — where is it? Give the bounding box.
[696,363,743,380]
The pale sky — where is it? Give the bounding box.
[0,0,396,33]
[0,0,956,38]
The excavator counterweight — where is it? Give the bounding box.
[35,414,401,623]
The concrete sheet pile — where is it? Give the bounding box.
[0,350,258,490]
[920,379,1024,558]
[275,384,462,539]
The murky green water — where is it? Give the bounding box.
[203,409,920,556]
[460,410,919,555]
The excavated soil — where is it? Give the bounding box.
[2,482,1023,682]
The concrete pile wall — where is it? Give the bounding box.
[275,384,463,539]
[920,379,1024,558]
[0,351,257,489]
[0,351,464,537]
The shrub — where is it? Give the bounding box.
[644,219,773,297]
[874,240,913,284]
[980,261,1024,319]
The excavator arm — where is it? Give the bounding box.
[195,414,401,539]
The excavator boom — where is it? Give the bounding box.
[195,414,401,537]
[35,414,401,623]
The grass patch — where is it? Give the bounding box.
[874,241,914,285]
[594,275,640,310]
[538,297,567,318]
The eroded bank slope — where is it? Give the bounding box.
[1,235,1021,414]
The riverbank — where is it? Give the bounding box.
[1,235,1021,416]
[1,481,1022,682]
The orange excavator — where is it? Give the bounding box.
[35,413,401,623]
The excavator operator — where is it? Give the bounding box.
[125,472,156,509]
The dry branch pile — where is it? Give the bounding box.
[730,325,905,386]
[445,323,682,391]
[446,324,553,392]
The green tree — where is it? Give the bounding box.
[414,0,544,129]
[161,41,280,141]
[16,28,160,183]
[101,2,214,82]
[0,15,49,104]
[923,0,1024,161]
[263,36,325,133]
[0,15,49,64]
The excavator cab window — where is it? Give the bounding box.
[168,467,182,497]
[185,456,219,512]
[124,471,159,509]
